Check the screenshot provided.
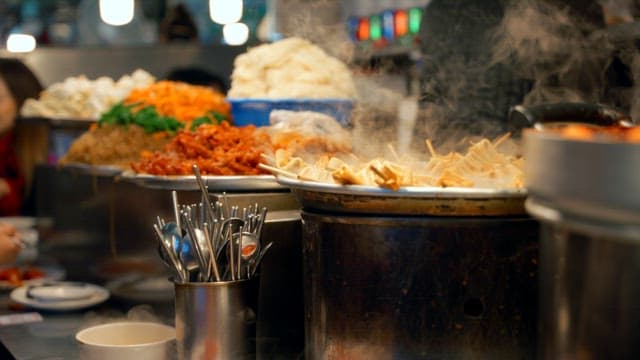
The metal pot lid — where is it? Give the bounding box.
[277,177,527,216]
[523,129,640,224]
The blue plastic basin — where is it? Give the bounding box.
[228,98,354,127]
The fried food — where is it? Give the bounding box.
[59,124,171,169]
[262,134,524,190]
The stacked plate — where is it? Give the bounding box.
[10,281,110,311]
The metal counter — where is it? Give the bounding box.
[0,294,175,360]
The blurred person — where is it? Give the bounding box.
[165,67,228,94]
[0,222,20,265]
[159,3,199,43]
[0,58,46,216]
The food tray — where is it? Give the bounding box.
[59,163,124,177]
[19,116,96,129]
[119,172,287,191]
[276,177,527,216]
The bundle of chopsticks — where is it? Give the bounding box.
[153,165,271,283]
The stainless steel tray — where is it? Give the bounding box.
[59,163,124,177]
[119,172,286,191]
[277,177,527,216]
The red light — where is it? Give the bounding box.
[358,18,370,41]
[394,10,408,36]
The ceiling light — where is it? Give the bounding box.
[210,0,243,25]
[223,23,249,46]
[99,0,135,26]
[7,34,36,53]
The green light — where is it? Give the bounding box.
[370,14,382,40]
[409,8,422,34]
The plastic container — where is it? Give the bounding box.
[228,98,354,127]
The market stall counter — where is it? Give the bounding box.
[5,164,306,359]
[0,293,174,359]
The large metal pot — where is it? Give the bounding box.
[283,178,539,359]
[524,124,640,359]
[302,212,539,359]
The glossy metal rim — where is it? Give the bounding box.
[277,176,527,199]
[119,172,285,191]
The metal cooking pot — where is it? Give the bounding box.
[281,178,539,359]
[522,106,640,359]
[302,212,539,359]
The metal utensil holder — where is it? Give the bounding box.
[175,278,259,360]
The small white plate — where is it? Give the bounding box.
[106,275,174,303]
[27,283,96,302]
[10,282,109,311]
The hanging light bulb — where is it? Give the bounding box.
[210,0,243,25]
[99,0,135,26]
[223,23,249,45]
[6,34,36,53]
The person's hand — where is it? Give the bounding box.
[0,222,21,265]
[0,179,9,198]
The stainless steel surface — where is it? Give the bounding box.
[174,279,259,360]
[21,116,96,128]
[301,211,539,359]
[524,127,640,359]
[524,130,640,225]
[119,172,286,191]
[0,288,176,360]
[528,198,640,360]
[278,177,527,216]
[59,163,124,177]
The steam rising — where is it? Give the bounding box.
[275,0,403,156]
[274,0,637,157]
[492,1,614,105]
[79,304,167,330]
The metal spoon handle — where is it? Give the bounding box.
[250,241,274,278]
[154,223,186,282]
[192,164,217,226]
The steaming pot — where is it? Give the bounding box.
[281,178,539,359]
[524,127,640,359]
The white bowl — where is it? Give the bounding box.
[76,321,176,360]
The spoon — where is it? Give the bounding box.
[181,214,209,282]
[163,222,198,282]
[192,164,217,226]
[154,223,186,282]
[156,243,183,282]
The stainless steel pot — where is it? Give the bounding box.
[282,177,540,359]
[524,127,640,359]
[302,212,539,359]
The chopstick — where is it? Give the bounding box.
[258,163,297,178]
